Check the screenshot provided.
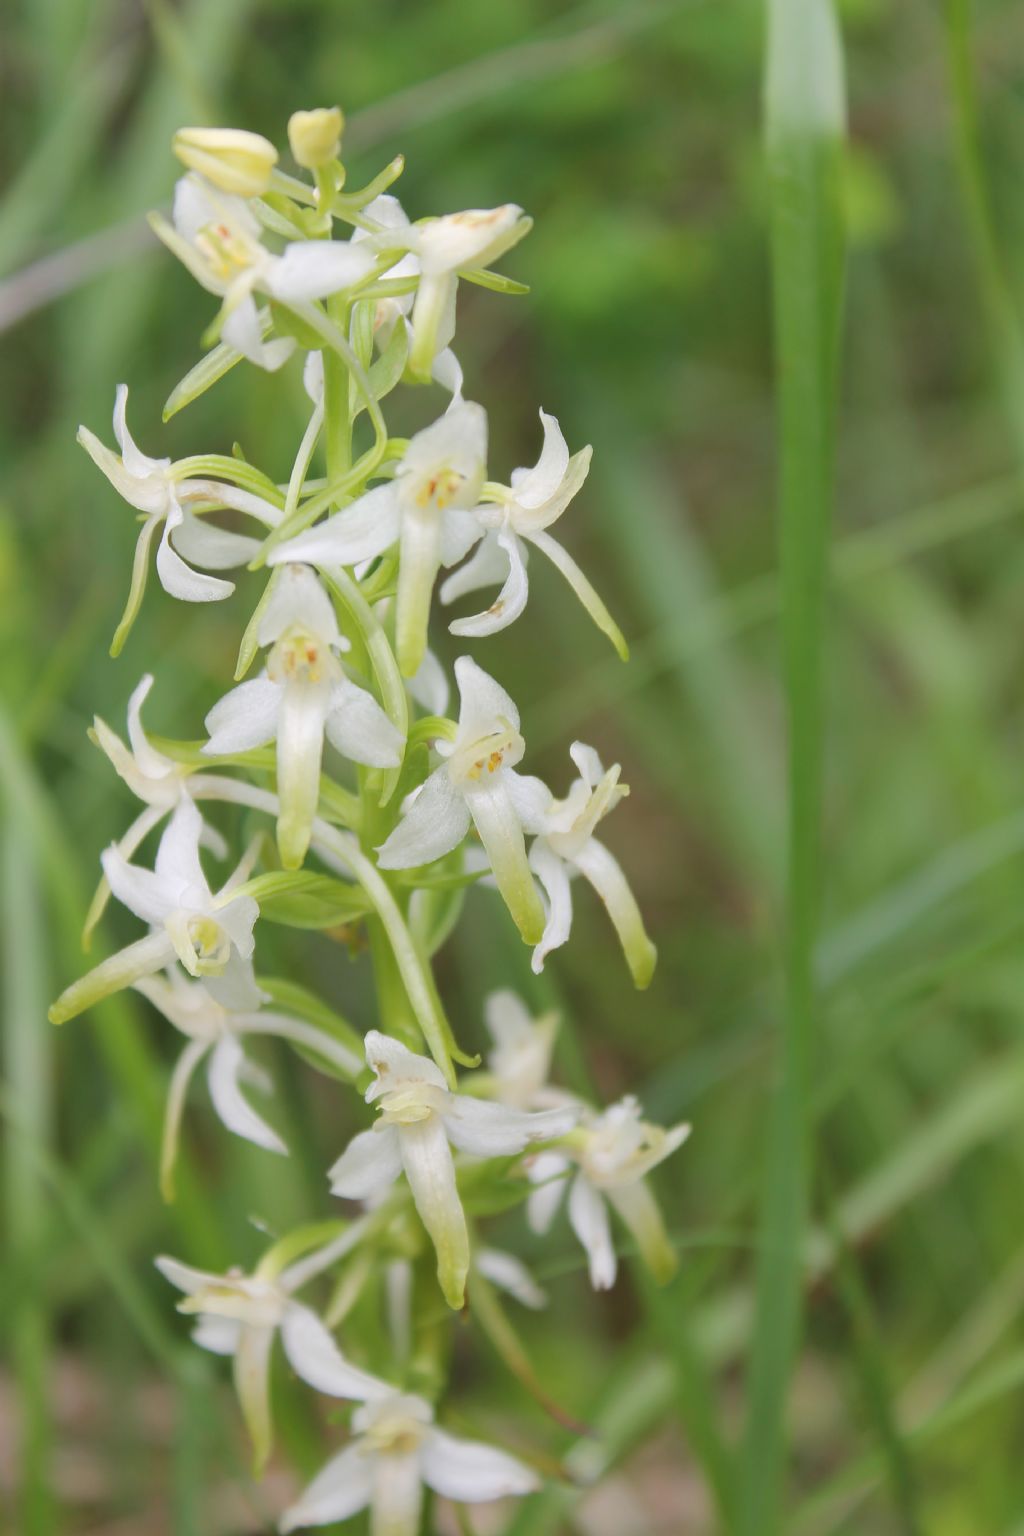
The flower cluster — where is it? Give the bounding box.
[52,114,686,1531]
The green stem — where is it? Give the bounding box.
[737,3,846,1531]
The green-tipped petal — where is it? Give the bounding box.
[49,930,175,1024]
[465,779,545,946]
[572,837,656,989]
[398,1116,468,1310]
[233,1323,276,1474]
[276,684,328,869]
[526,528,628,660]
[396,506,443,678]
[159,1038,209,1202]
[608,1178,678,1285]
[110,518,159,657]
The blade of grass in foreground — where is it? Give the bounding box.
[737,3,846,1531]
[2,810,55,1535]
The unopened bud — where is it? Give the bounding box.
[288,107,344,170]
[173,127,278,198]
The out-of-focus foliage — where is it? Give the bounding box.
[4,0,1024,1532]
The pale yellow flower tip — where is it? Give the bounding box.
[173,126,278,197]
[288,107,344,169]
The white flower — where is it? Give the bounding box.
[328,1032,577,1309]
[440,409,626,658]
[376,657,548,943]
[268,402,488,677]
[78,386,283,648]
[151,173,378,369]
[355,194,464,395]
[529,742,657,989]
[279,1388,539,1534]
[202,564,403,869]
[528,1096,689,1291]
[482,990,561,1112]
[50,794,258,1025]
[135,957,363,1199]
[157,1252,389,1471]
[394,203,531,382]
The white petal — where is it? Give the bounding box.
[416,206,526,275]
[421,1427,539,1501]
[259,562,341,648]
[156,513,234,603]
[569,741,605,789]
[375,765,471,869]
[526,1150,571,1235]
[401,400,487,488]
[114,383,169,481]
[280,1302,391,1400]
[439,530,508,607]
[78,422,168,514]
[210,896,259,960]
[276,682,329,868]
[395,504,443,677]
[154,1254,224,1296]
[399,1116,469,1310]
[529,842,574,974]
[125,673,173,780]
[568,1173,617,1290]
[511,410,570,510]
[439,507,485,568]
[101,844,177,925]
[448,530,528,638]
[171,509,261,570]
[504,771,553,836]
[571,837,657,990]
[191,1314,241,1356]
[279,1444,373,1532]
[475,1248,548,1309]
[513,444,592,534]
[443,1096,576,1157]
[206,1035,287,1154]
[269,484,401,569]
[431,345,463,397]
[325,680,403,768]
[454,655,519,736]
[154,795,208,899]
[266,240,377,302]
[328,1126,402,1200]
[204,677,282,756]
[203,953,267,1013]
[222,292,267,364]
[364,1030,448,1094]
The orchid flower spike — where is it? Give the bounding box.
[150,174,377,369]
[354,194,465,396]
[78,386,283,653]
[441,409,627,658]
[529,742,657,989]
[268,402,488,677]
[376,657,548,944]
[328,1032,577,1309]
[135,957,362,1200]
[202,564,403,868]
[396,203,532,382]
[156,1252,390,1472]
[528,1095,690,1291]
[279,1388,539,1534]
[49,795,258,1025]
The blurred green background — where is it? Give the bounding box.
[5,0,1024,1531]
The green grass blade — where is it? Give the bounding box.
[737,3,847,1530]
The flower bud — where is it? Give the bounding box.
[288,107,344,170]
[173,127,278,197]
